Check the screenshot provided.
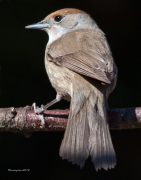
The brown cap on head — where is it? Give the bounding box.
[43,8,89,21]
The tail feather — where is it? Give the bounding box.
[60,100,89,167]
[59,77,116,170]
[88,93,116,170]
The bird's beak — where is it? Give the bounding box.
[25,22,48,29]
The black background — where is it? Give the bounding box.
[0,0,141,179]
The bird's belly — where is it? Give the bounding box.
[45,59,72,98]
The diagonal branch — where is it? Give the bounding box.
[0,106,141,133]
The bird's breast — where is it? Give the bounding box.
[45,56,72,98]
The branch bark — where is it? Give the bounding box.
[0,106,141,133]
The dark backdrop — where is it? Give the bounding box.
[0,0,141,179]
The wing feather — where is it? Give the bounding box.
[47,29,116,84]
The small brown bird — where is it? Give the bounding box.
[25,8,118,170]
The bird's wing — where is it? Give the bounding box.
[47,29,116,84]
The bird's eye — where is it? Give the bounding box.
[54,15,63,22]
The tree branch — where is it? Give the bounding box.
[0,106,141,133]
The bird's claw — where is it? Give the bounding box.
[32,102,44,114]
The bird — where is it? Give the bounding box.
[25,8,118,171]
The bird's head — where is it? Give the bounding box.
[25,8,97,44]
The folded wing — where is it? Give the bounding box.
[47,29,116,84]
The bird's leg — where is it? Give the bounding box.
[32,93,63,114]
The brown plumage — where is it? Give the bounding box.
[44,8,87,21]
[26,8,118,170]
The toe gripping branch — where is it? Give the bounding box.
[32,103,44,114]
[32,95,63,114]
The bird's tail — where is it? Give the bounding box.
[59,76,116,170]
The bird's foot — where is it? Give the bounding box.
[32,102,44,114]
